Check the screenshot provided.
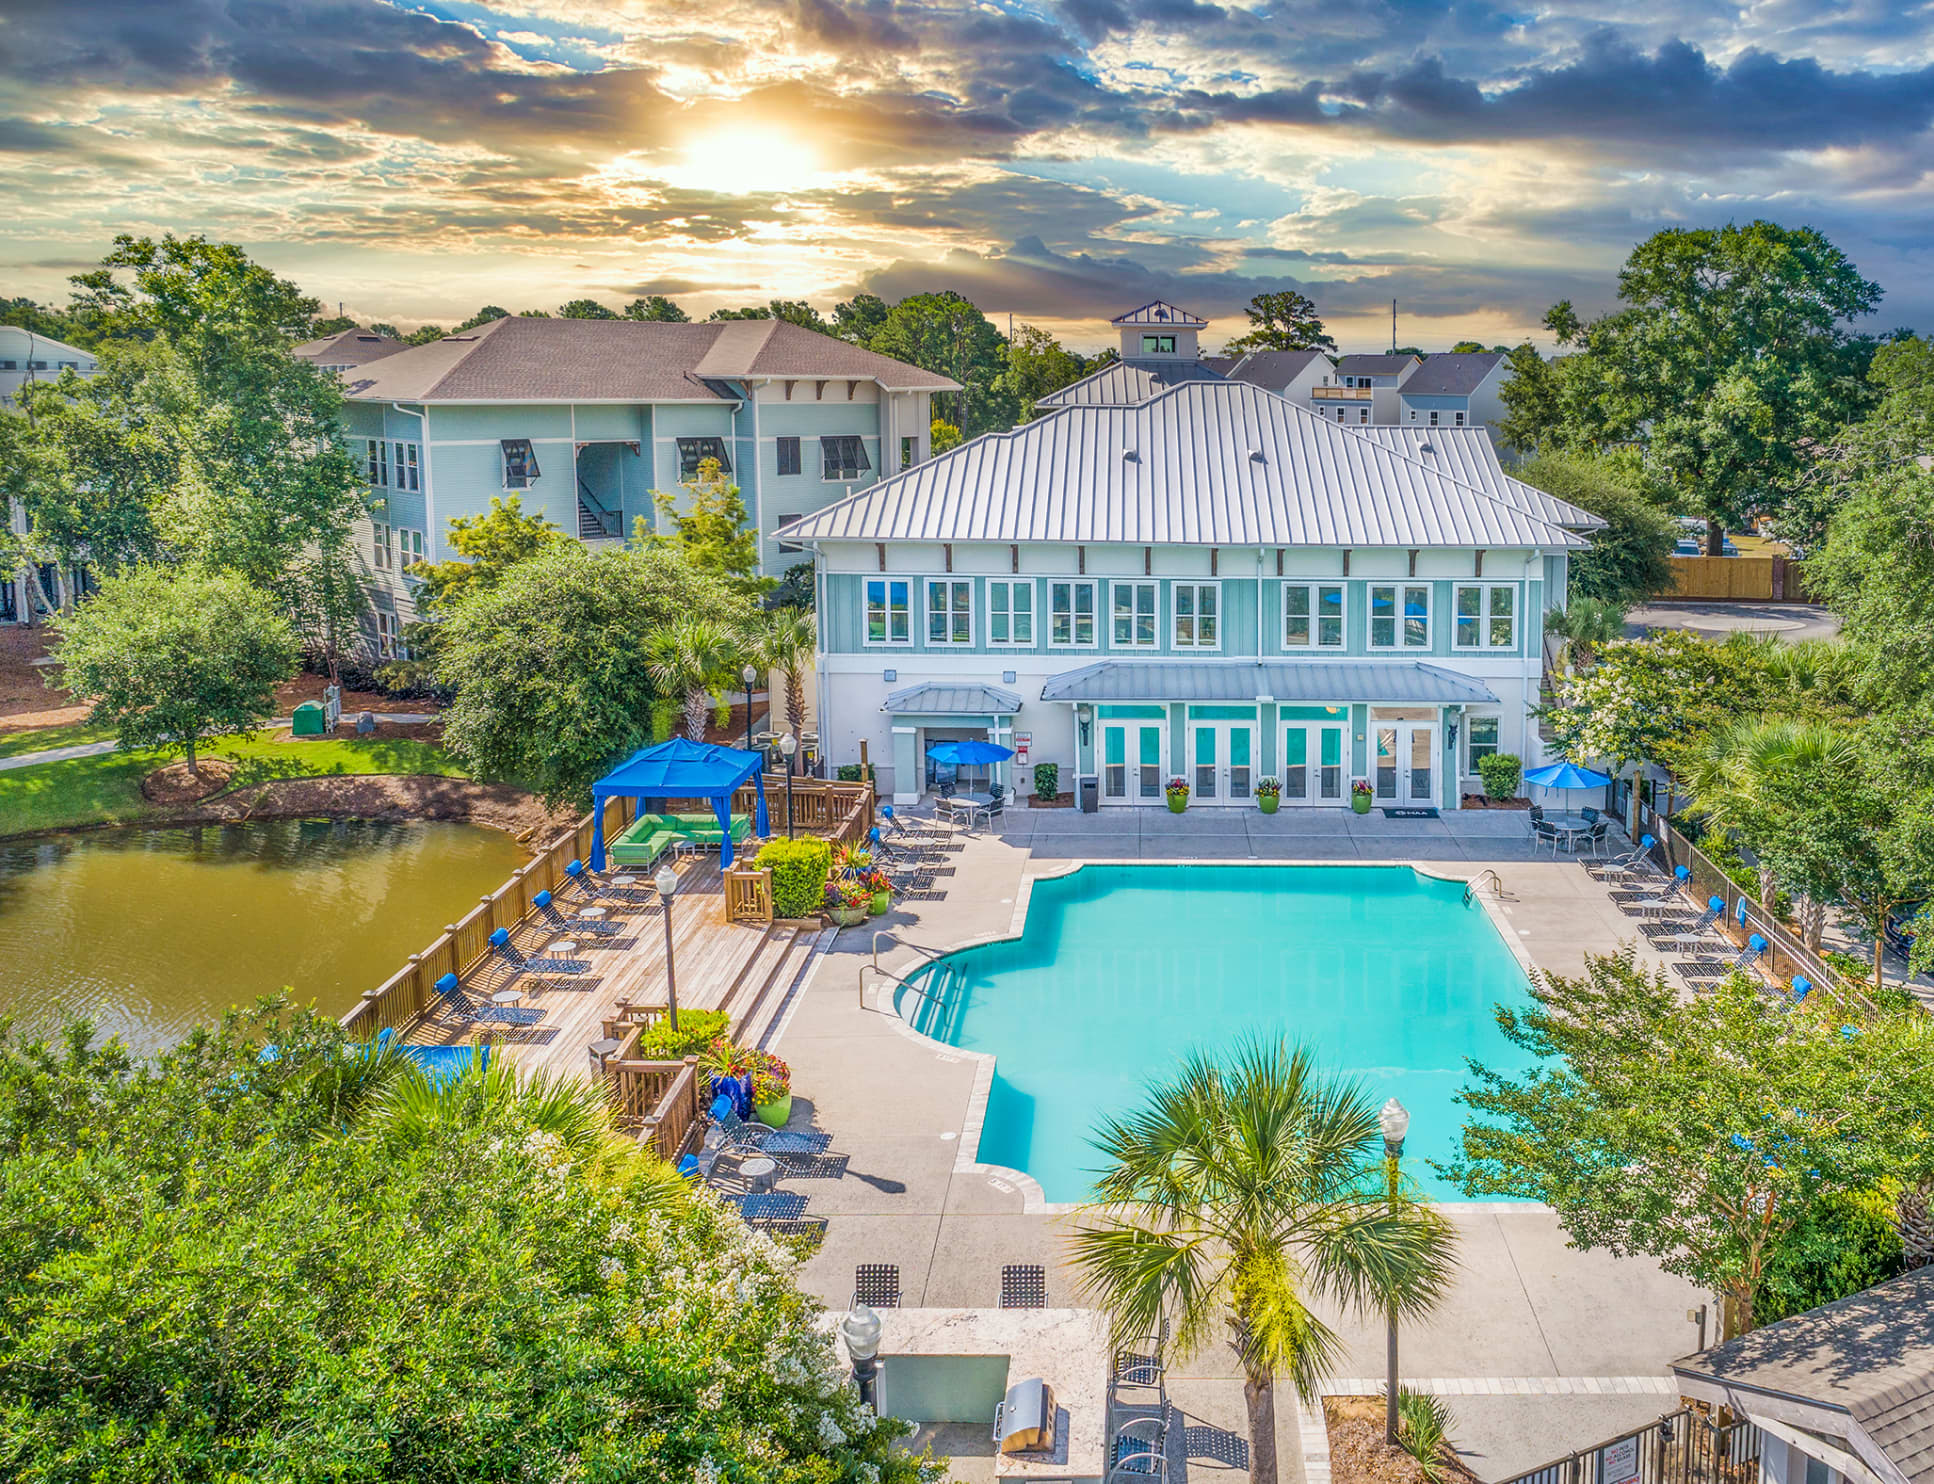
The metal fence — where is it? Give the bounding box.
[1498,1409,1761,1484]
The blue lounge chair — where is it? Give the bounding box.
[532,888,623,937]
[723,1191,809,1224]
[1589,834,1658,879]
[1675,933,1769,984]
[708,1095,832,1157]
[563,858,652,907]
[435,971,544,1027]
[1644,895,1727,946]
[1614,864,1692,918]
[488,927,592,991]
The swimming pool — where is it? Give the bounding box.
[897,864,1534,1203]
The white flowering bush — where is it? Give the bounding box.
[1542,629,1771,772]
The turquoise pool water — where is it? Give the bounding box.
[898,864,1534,1202]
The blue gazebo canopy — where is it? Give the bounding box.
[589,737,768,869]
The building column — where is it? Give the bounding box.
[891,725,919,806]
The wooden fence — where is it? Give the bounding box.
[735,774,875,847]
[341,794,641,1041]
[724,866,774,923]
[596,1003,712,1161]
[1666,555,1817,602]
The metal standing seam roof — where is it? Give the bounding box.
[779,380,1586,550]
[341,315,958,404]
[1034,357,1228,409]
[1039,661,1499,705]
[1352,426,1607,531]
[1398,351,1506,396]
[1673,1268,1934,1484]
[883,682,1024,714]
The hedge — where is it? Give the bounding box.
[1477,752,1523,800]
[754,836,834,918]
[1033,762,1059,801]
[636,1007,731,1059]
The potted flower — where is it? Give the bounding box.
[832,842,873,878]
[1165,776,1190,814]
[823,879,871,928]
[1351,779,1375,815]
[1256,776,1281,814]
[865,867,894,916]
[704,1041,794,1129]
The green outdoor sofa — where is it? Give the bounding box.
[607,811,754,866]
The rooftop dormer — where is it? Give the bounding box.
[1111,301,1207,362]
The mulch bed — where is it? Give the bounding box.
[1027,792,1076,809]
[1325,1395,1479,1484]
[140,759,238,803]
[1460,794,1531,810]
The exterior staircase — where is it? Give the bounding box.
[577,480,621,540]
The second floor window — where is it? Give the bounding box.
[398,527,426,573]
[1370,584,1431,648]
[1455,584,1516,649]
[926,580,972,645]
[1140,334,1175,354]
[1173,583,1218,648]
[1112,581,1157,648]
[390,440,420,491]
[988,580,1033,646]
[865,578,910,646]
[821,435,870,482]
[371,522,392,571]
[1284,583,1344,648]
[1050,580,1096,647]
[776,436,801,476]
[365,438,388,487]
[677,436,731,478]
[501,438,540,489]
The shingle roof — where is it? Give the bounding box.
[1401,351,1507,396]
[341,315,957,403]
[883,682,1024,715]
[1040,660,1497,705]
[780,380,1585,550]
[1035,358,1227,409]
[1335,354,1421,376]
[1352,427,1606,531]
[1674,1269,1934,1484]
[1111,301,1208,329]
[1211,349,1331,391]
[292,327,409,368]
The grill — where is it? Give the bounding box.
[994,1377,1057,1456]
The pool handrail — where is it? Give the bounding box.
[861,931,949,1015]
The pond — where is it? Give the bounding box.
[0,819,529,1055]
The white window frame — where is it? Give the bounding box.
[775,436,801,476]
[390,440,420,492]
[1049,579,1097,649]
[365,438,388,487]
[925,578,973,647]
[1111,581,1158,649]
[371,521,392,571]
[1357,407,1369,423]
[375,610,402,659]
[1283,582,1345,650]
[1370,583,1432,650]
[863,577,912,648]
[987,579,1035,648]
[397,526,427,575]
[1453,583,1517,651]
[1466,713,1502,774]
[1172,581,1221,650]
[1454,411,1466,426]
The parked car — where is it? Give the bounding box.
[1673,535,1740,557]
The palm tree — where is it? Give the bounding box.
[752,606,815,738]
[646,617,739,742]
[1070,1040,1458,1484]
[1543,598,1626,669]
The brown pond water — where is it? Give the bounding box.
[0,819,528,1054]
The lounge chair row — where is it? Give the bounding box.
[1594,843,1805,995]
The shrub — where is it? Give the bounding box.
[1755,1187,1904,1324]
[755,836,833,917]
[835,762,875,783]
[1477,752,1523,799]
[1396,1389,1457,1484]
[1033,762,1059,801]
[636,1007,730,1059]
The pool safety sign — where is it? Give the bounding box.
[1014,732,1030,764]
[1599,1435,1641,1484]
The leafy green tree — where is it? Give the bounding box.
[752,606,816,737]
[930,417,962,454]
[1782,335,1934,550]
[454,305,509,331]
[1221,290,1337,355]
[368,321,403,339]
[1448,950,1934,1337]
[1072,1039,1457,1484]
[53,565,297,774]
[646,616,742,742]
[648,456,765,595]
[1541,597,1627,668]
[558,297,617,319]
[1001,323,1089,420]
[1515,450,1677,605]
[0,294,109,351]
[401,323,447,346]
[1807,465,1934,711]
[1754,1188,1904,1325]
[868,290,1014,434]
[707,300,832,334]
[624,294,689,322]
[1506,224,1882,550]
[385,495,563,687]
[0,1007,935,1482]
[1541,630,1773,772]
[833,291,890,343]
[435,542,750,803]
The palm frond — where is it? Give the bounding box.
[1397,1388,1457,1483]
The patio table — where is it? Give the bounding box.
[577,905,608,921]
[491,988,524,1006]
[1543,812,1596,853]
[549,940,579,958]
[947,792,996,829]
[740,1155,779,1194]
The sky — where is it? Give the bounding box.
[2,1,1930,355]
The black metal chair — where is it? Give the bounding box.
[1000,1264,1046,1309]
[853,1263,901,1309]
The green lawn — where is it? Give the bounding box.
[0,721,116,760]
[0,734,472,838]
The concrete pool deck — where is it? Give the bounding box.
[776,814,1702,1483]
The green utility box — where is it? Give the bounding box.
[291,701,328,737]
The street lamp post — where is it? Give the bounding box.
[741,663,758,751]
[779,732,798,839]
[656,863,680,1030]
[840,1302,883,1408]
[1380,1096,1410,1445]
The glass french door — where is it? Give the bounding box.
[1374,723,1438,803]
[1190,722,1257,805]
[1282,723,1347,805]
[1101,721,1166,805]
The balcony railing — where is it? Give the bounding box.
[1312,386,1374,400]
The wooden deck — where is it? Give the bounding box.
[405,856,823,1078]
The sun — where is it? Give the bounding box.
[661,127,825,196]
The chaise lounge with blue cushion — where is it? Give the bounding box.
[435,971,544,1028]
[532,888,624,937]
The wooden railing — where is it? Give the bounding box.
[340,794,639,1040]
[596,1001,717,1161]
[734,775,874,847]
[725,865,773,923]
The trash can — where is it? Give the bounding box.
[1079,776,1098,813]
[290,700,327,737]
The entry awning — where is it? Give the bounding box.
[1039,661,1498,706]
[883,681,1024,715]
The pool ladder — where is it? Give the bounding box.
[859,930,945,1015]
[1464,869,1510,905]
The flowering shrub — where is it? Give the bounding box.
[863,868,894,895]
[831,841,873,877]
[1540,630,1774,772]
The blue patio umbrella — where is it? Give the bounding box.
[926,740,1015,766]
[1523,761,1613,790]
